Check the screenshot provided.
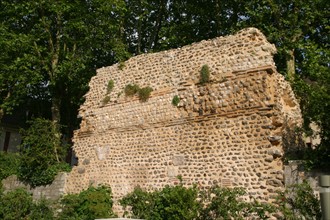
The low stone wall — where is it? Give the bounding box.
[1,172,67,200]
[284,160,330,196]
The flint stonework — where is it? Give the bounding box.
[65,28,302,212]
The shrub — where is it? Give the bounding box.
[59,185,116,220]
[138,86,153,102]
[172,95,180,106]
[200,186,249,219]
[276,180,321,220]
[120,186,155,219]
[29,198,55,220]
[124,84,140,96]
[121,184,201,220]
[19,118,71,187]
[200,64,210,85]
[106,80,114,94]
[153,184,201,220]
[0,151,20,180]
[0,188,33,220]
[200,186,275,220]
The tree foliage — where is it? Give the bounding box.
[0,188,33,220]
[276,180,321,220]
[19,118,70,187]
[0,188,54,220]
[0,152,20,180]
[0,0,128,131]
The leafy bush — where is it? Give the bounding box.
[120,186,155,219]
[0,188,33,220]
[19,118,71,187]
[59,185,116,220]
[29,198,55,220]
[138,86,153,102]
[152,184,201,220]
[106,80,114,94]
[200,186,249,219]
[0,152,20,180]
[0,188,54,220]
[124,84,140,96]
[276,180,321,220]
[121,184,201,220]
[247,199,275,220]
[122,184,277,220]
[172,95,180,106]
[200,64,210,85]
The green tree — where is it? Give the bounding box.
[19,118,70,187]
[0,0,128,134]
[243,0,329,169]
[276,181,321,220]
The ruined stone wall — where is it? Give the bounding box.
[2,173,67,201]
[65,28,302,211]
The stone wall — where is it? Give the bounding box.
[2,173,67,200]
[284,161,330,197]
[65,28,302,211]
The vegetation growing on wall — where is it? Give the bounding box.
[172,95,180,106]
[102,96,111,106]
[124,84,140,96]
[199,64,210,85]
[124,84,153,102]
[138,86,153,101]
[106,80,115,94]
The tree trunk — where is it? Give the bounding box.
[287,49,295,80]
[0,108,3,122]
[51,97,61,162]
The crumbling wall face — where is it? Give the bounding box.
[65,28,302,209]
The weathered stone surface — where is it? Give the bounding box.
[2,173,68,201]
[65,28,302,213]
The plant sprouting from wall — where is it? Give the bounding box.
[124,84,153,102]
[138,86,153,102]
[124,84,140,96]
[172,95,180,106]
[106,80,114,94]
[102,96,111,106]
[118,61,126,70]
[200,64,210,85]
